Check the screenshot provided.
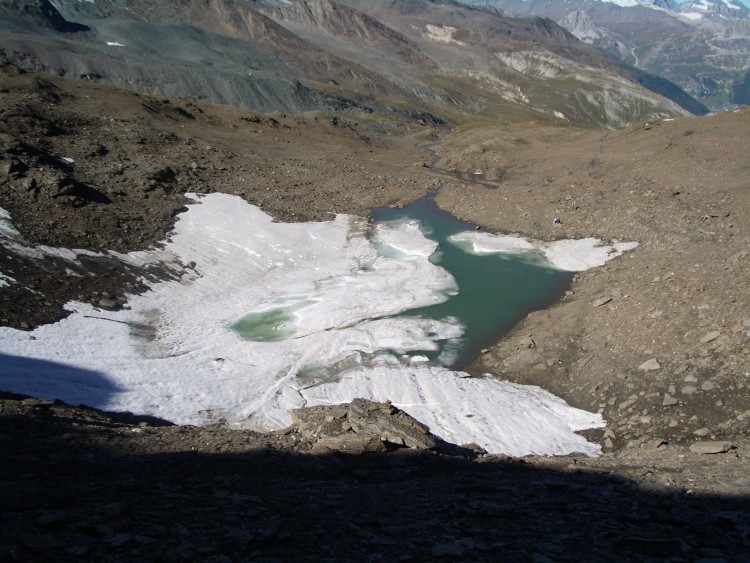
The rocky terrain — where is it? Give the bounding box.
[2,392,749,561]
[0,0,705,129]
[1,15,749,563]
[468,0,750,111]
[433,108,750,459]
[0,57,429,329]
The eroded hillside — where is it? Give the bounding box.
[0,0,704,129]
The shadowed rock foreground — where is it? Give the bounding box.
[2,392,750,561]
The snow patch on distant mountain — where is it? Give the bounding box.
[599,0,641,6]
[681,0,749,18]
[424,24,464,45]
[504,0,749,17]
[595,0,747,9]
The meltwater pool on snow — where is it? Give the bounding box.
[231,197,575,368]
[0,193,637,456]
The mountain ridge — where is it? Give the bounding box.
[0,0,707,129]
[461,0,750,109]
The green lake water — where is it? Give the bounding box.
[371,197,573,369]
[231,197,573,370]
[230,298,316,342]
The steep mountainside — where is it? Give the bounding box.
[0,0,705,128]
[336,0,706,117]
[1,0,435,125]
[252,0,437,67]
[0,0,89,32]
[463,0,750,110]
[260,0,704,126]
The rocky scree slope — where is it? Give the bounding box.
[427,107,750,459]
[0,58,430,329]
[2,391,749,561]
[1,0,437,124]
[463,0,750,111]
[0,0,699,129]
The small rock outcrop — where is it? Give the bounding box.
[286,398,441,455]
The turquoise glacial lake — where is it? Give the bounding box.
[232,197,572,369]
[371,197,573,368]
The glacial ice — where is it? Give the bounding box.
[0,193,608,456]
[450,231,638,272]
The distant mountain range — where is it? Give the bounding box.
[0,0,712,128]
[597,0,749,14]
[465,0,750,17]
[460,0,750,109]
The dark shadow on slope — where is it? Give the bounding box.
[0,0,90,34]
[1,400,748,561]
[732,70,750,107]
[53,179,112,205]
[37,0,90,34]
[630,68,710,116]
[0,353,124,410]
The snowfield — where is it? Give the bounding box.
[0,193,639,457]
[450,231,638,272]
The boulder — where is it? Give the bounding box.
[689,441,735,455]
[348,398,437,450]
[288,398,439,454]
[638,358,661,371]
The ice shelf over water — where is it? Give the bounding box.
[0,193,630,457]
[450,231,638,272]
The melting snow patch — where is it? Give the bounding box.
[450,232,638,272]
[0,207,22,239]
[302,367,603,457]
[424,24,464,45]
[106,42,125,47]
[0,193,605,456]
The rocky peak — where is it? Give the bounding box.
[682,0,750,19]
[559,9,605,41]
[254,0,437,67]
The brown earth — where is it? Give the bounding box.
[1,61,750,560]
[433,113,750,455]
